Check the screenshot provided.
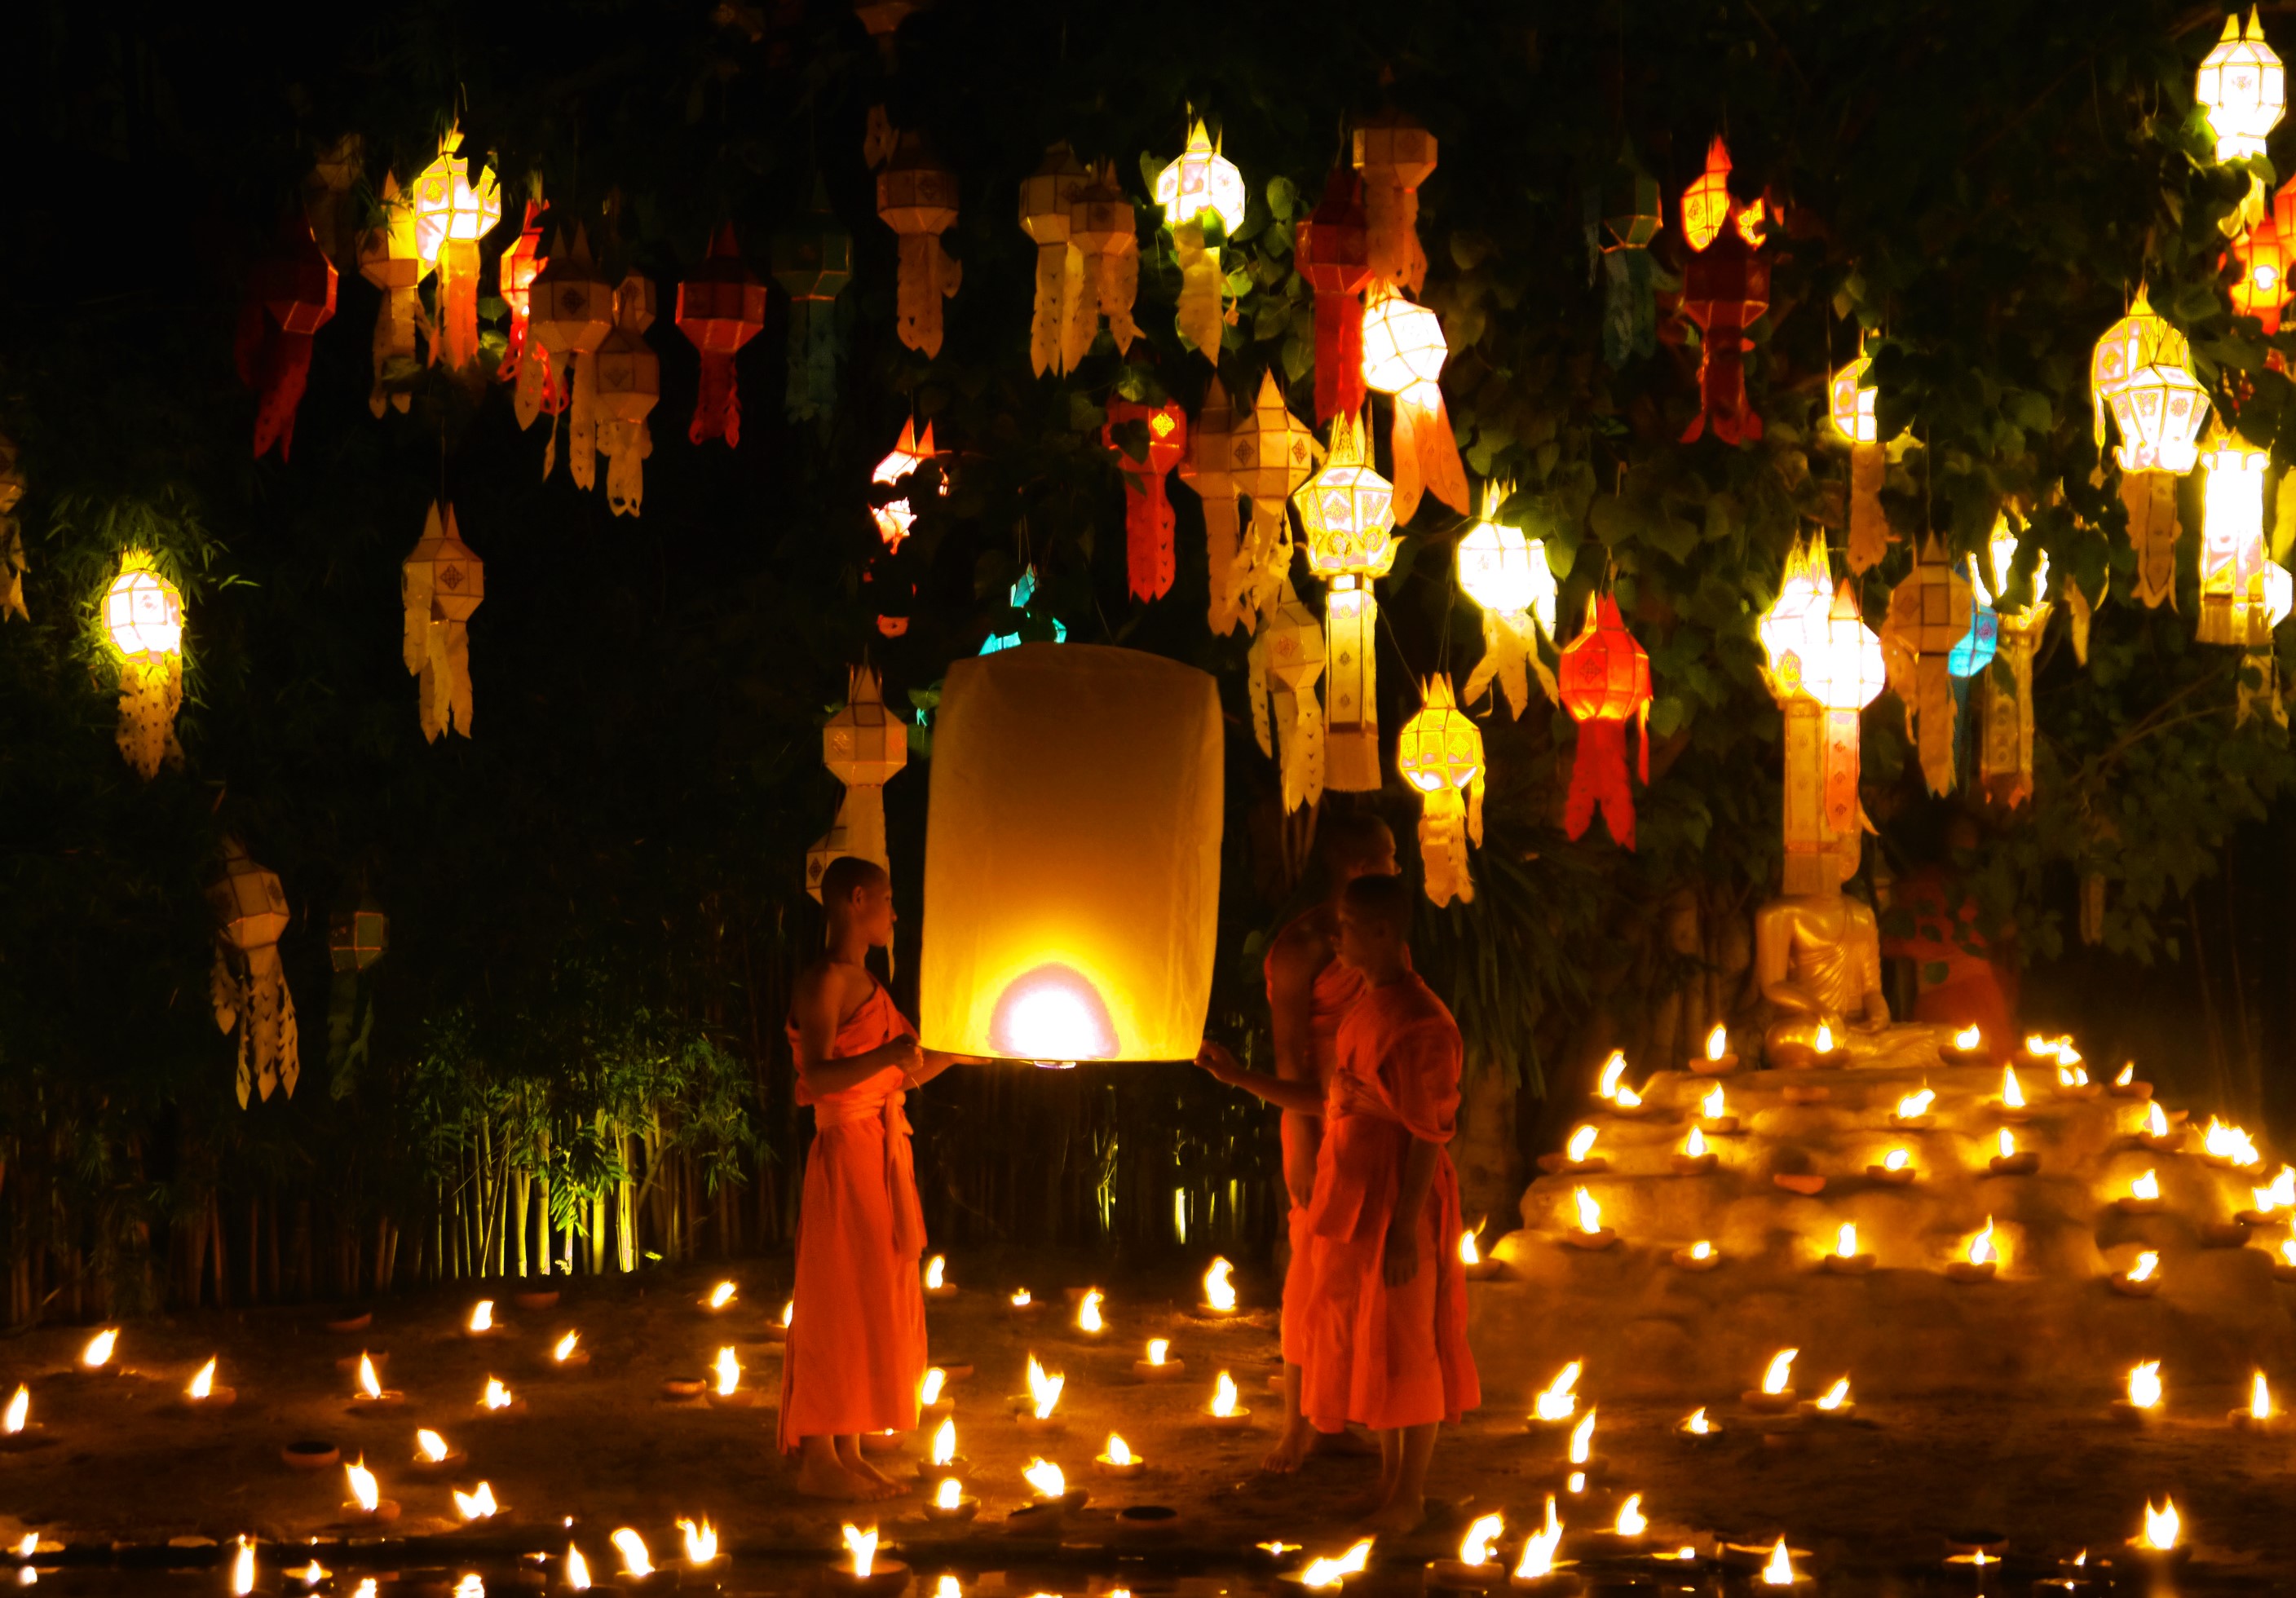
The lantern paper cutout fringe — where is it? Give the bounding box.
[1353,112,1436,294]
[1458,481,1558,717]
[209,841,298,1110]
[236,214,338,461]
[2093,288,2210,610]
[1830,348,1891,575]
[1230,372,1319,633]
[1104,400,1188,602]
[678,224,766,447]
[412,128,501,373]
[1976,518,2052,807]
[1397,676,1485,907]
[1558,593,1651,849]
[1182,377,1244,632]
[359,175,422,417]
[1882,533,1974,797]
[104,551,185,779]
[1248,580,1326,813]
[0,435,27,623]
[497,199,561,428]
[527,227,613,487]
[770,178,854,423]
[1361,281,1468,526]
[1760,540,1884,894]
[806,665,910,899]
[1066,161,1142,371]
[1296,413,1400,792]
[1021,144,1087,377]
[1587,143,1667,368]
[1155,117,1247,363]
[877,129,961,358]
[594,273,660,515]
[1296,166,1371,424]
[401,502,484,742]
[1678,224,1769,445]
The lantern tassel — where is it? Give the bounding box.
[1565,717,1636,849]
[1173,219,1224,363]
[1848,442,1888,574]
[1420,790,1473,907]
[1203,495,1243,635]
[601,418,651,518]
[1464,612,1548,720]
[1095,232,1140,355]
[2122,473,2180,609]
[1030,236,1069,377]
[434,241,483,371]
[1314,278,1367,424]
[1388,382,1470,527]
[1233,503,1296,634]
[896,236,960,358]
[691,355,740,447]
[116,657,184,780]
[1247,629,1275,758]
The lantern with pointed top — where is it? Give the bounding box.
[209,841,298,1110]
[1295,167,1371,424]
[1882,533,1974,796]
[1104,400,1189,603]
[871,419,940,552]
[1762,541,1884,893]
[770,179,854,422]
[1361,283,1468,525]
[401,503,484,742]
[1557,594,1652,849]
[528,227,615,488]
[1458,483,1558,718]
[1021,144,1087,377]
[1154,117,1246,361]
[1589,142,1667,366]
[359,176,422,417]
[1228,372,1318,631]
[806,666,911,898]
[497,200,559,427]
[877,132,962,358]
[104,551,185,779]
[594,275,659,516]
[1973,516,2053,805]
[1829,347,1892,573]
[237,213,338,461]
[1680,136,1764,254]
[1249,581,1326,813]
[2199,10,2285,162]
[1353,111,1437,294]
[1397,677,1485,907]
[1064,161,1141,372]
[1181,377,1244,633]
[2093,289,2209,607]
[410,127,501,371]
[677,224,766,446]
[1679,224,1769,444]
[2198,435,2272,645]
[1296,414,1399,792]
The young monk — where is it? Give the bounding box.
[1257,813,1399,1472]
[1197,872,1477,1532]
[780,855,971,1501]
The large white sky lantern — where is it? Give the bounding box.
[921,644,1223,1064]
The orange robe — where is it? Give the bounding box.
[777,981,929,1452]
[1298,972,1478,1432]
[1267,916,1368,1366]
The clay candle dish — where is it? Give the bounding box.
[411,1428,466,1474]
[1206,1371,1253,1428]
[923,1477,978,1523]
[464,1300,506,1339]
[1096,1432,1146,1479]
[1672,1126,1720,1176]
[2116,1171,2164,1215]
[766,1299,794,1340]
[1941,1026,1990,1067]
[1459,1229,1505,1279]
[2232,1371,2276,1431]
[183,1357,236,1410]
[1780,1085,1830,1106]
[832,1525,911,1597]
[1742,1350,1799,1414]
[1890,1088,1937,1131]
[1819,1224,1874,1274]
[2199,1220,2252,1248]
[1671,1241,1720,1272]
[548,1331,590,1370]
[1199,1256,1240,1316]
[2110,1361,2165,1427]
[1989,1128,2040,1176]
[1867,1150,1917,1186]
[1539,1125,1609,1177]
[2108,1064,2152,1101]
[1133,1339,1185,1379]
[338,1458,401,1527]
[2111,1252,2161,1299]
[1676,1407,1724,1445]
[1428,1514,1509,1591]
[1526,1361,1582,1429]
[1696,1084,1739,1134]
[1798,1377,1855,1421]
[347,1353,404,1410]
[922,1255,957,1300]
[1692,1023,1739,1077]
[1562,1187,1617,1250]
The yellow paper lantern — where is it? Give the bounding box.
[1153,117,1245,361]
[2093,289,2210,608]
[401,502,484,742]
[1457,482,1557,719]
[104,552,185,779]
[1973,515,2052,807]
[1225,371,1318,633]
[1397,676,1485,907]
[806,666,911,899]
[1247,580,1326,814]
[918,644,1222,1063]
[2199,435,2271,644]
[208,839,299,1109]
[409,127,501,371]
[1296,414,1398,793]
[1764,541,1883,894]
[1828,351,1891,575]
[1360,283,1468,525]
[2198,10,2286,162]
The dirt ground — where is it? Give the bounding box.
[2,1254,2292,1583]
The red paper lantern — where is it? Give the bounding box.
[236,213,338,461]
[2228,210,2293,333]
[1294,166,1371,424]
[1557,594,1652,849]
[496,200,550,389]
[1678,227,1770,445]
[1103,400,1189,602]
[677,223,768,447]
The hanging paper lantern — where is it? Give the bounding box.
[2093,288,2210,608]
[328,898,389,974]
[209,841,299,1110]
[1103,400,1189,603]
[1828,347,1892,574]
[103,551,184,779]
[528,227,616,488]
[357,174,422,418]
[1020,143,1088,378]
[806,666,911,898]
[1062,161,1141,374]
[1153,117,1247,362]
[496,199,562,429]
[1881,534,1974,795]
[400,502,484,742]
[853,0,923,59]
[594,275,660,517]
[871,419,940,552]
[676,223,766,448]
[1588,142,1667,367]
[1181,377,1243,633]
[0,434,25,624]
[1294,166,1371,424]
[1247,581,1326,813]
[770,178,854,423]
[877,131,962,359]
[1360,282,1469,525]
[301,133,364,272]
[1968,515,2051,804]
[236,213,338,461]
[1679,136,1763,253]
[1679,227,1770,444]
[1557,594,1652,849]
[1458,482,1558,718]
[2198,10,2286,162]
[2198,435,2272,644]
[2227,208,2292,332]
[1352,111,1437,294]
[410,127,501,372]
[1296,414,1399,793]
[1397,677,1485,907]
[1760,541,1884,894]
[1228,370,1318,631]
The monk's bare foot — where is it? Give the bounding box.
[1314,1427,1379,1457]
[1261,1423,1314,1474]
[1338,1486,1392,1518]
[1361,1494,1426,1535]
[851,1456,908,1494]
[795,1457,885,1501]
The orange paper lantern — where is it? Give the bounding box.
[871,419,940,552]
[677,223,766,446]
[1678,227,1769,445]
[1557,594,1651,849]
[236,213,338,461]
[1295,166,1371,424]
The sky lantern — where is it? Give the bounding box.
[769,177,853,422]
[871,419,940,552]
[401,501,484,742]
[210,840,299,1108]
[1974,516,2051,806]
[357,175,422,417]
[1229,370,1319,630]
[1397,676,1486,906]
[1248,581,1326,813]
[1883,533,1975,795]
[528,227,615,488]
[1591,142,1665,366]
[918,644,1222,1064]
[1457,482,1558,719]
[676,224,766,447]
[1103,400,1189,602]
[1558,594,1653,849]
[2093,288,2210,608]
[1762,541,1885,893]
[1295,413,1400,792]
[1295,166,1371,423]
[1361,283,1469,525]
[1154,117,1247,361]
[237,213,338,461]
[1063,160,1142,373]
[2197,11,2285,162]
[1828,346,1891,573]
[2227,208,2292,332]
[410,126,501,371]
[1680,222,1769,444]
[104,551,185,779]
[594,275,660,517]
[806,666,909,899]
[1020,143,1087,377]
[877,130,962,358]
[1353,110,1436,294]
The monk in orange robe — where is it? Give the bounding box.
[781,855,972,1501]
[1258,814,1397,1472]
[1199,872,1476,1530]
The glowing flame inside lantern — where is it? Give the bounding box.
[1685,1127,1709,1159]
[1023,1458,1066,1499]
[2146,1102,2170,1138]
[930,1416,957,1467]
[1573,1188,1604,1235]
[2135,1170,2161,1201]
[453,1482,499,1521]
[1705,1024,1729,1062]
[1204,1257,1236,1311]
[713,1348,740,1397]
[1816,1378,1850,1412]
[989,965,1119,1062]
[1010,1289,1032,1308]
[482,1377,513,1410]
[1763,1350,1798,1395]
[1303,1538,1376,1589]
[1516,1499,1562,1579]
[82,1330,116,1369]
[1684,1407,1712,1436]
[610,1530,652,1579]
[1104,1433,1134,1467]
[2129,1251,2160,1284]
[1897,1088,1935,1119]
[357,1354,383,1399]
[1968,1217,1998,1266]
[1998,1128,2019,1160]
[1212,1371,1241,1417]
[1566,1125,1598,1163]
[2001,1066,2026,1109]
[1954,1025,1981,1050]
[1458,1229,1481,1266]
[1883,1150,1910,1172]
[1813,1023,1835,1055]
[346,1458,380,1513]
[1146,1339,1170,1366]
[1459,1514,1504,1567]
[1702,1085,1727,1120]
[554,1332,580,1363]
[925,1256,947,1291]
[936,1477,964,1510]
[921,1368,947,1407]
[1078,1290,1104,1333]
[468,1300,494,1333]
[1761,1538,1798,1587]
[1568,1409,1596,1465]
[1614,1081,1645,1110]
[188,1359,217,1401]
[1615,1495,1647,1537]
[1689,1240,1714,1260]
[1027,1353,1064,1419]
[417,1429,449,1463]
[232,1538,254,1597]
[678,1517,717,1565]
[565,1546,590,1591]
[2128,1361,2162,1410]
[2141,1499,2180,1552]
[706,1281,735,1309]
[2116,1063,2136,1088]
[1596,1052,1626,1099]
[1835,1224,1857,1260]
[1534,1361,1582,1422]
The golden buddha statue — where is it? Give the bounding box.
[1756,887,1941,1067]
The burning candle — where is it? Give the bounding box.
[342,1456,400,1524]
[1998,1066,2027,1111]
[2204,1117,2263,1168]
[1806,1377,1852,1419]
[1892,1088,1936,1128]
[1428,1512,1506,1589]
[1946,1217,2000,1282]
[467,1300,497,1335]
[1023,1353,1064,1424]
[231,1538,254,1597]
[1009,1287,1034,1309]
[1296,1538,1375,1592]
[1614,1495,1646,1538]
[666,1516,713,1567]
[81,1329,116,1370]
[776,1298,796,1335]
[1673,1125,1717,1176]
[1991,1127,2038,1173]
[1697,1022,1737,1075]
[2132,1498,2182,1557]
[452,1481,500,1521]
[351,1352,402,1406]
[1611,1078,1645,1112]
[704,1281,736,1311]
[2113,1250,2161,1299]
[1811,1022,1835,1057]
[479,1375,519,1412]
[1530,1360,1580,1424]
[1077,1288,1105,1333]
[1745,1349,1798,1412]
[1676,1406,1721,1442]
[1511,1498,1574,1592]
[1458,1229,1481,1266]
[413,1427,465,1472]
[3,1386,27,1437]
[2143,1101,2171,1141]
[565,1545,591,1591]
[2115,1359,2165,1424]
[1760,1538,1810,1590]
[611,1529,652,1579]
[1022,1457,1067,1500]
[1097,1432,1146,1478]
[924,1255,954,1297]
[1564,1187,1616,1250]
[1566,1408,1596,1470]
[920,1366,947,1409]
[1596,1051,1626,1100]
[184,1357,234,1408]
[1949,1024,1983,1057]
[1208,1369,1252,1426]
[1203,1256,1237,1313]
[925,1472,978,1523]
[1134,1337,1183,1379]
[1821,1221,1872,1274]
[2232,1369,2276,1429]
[2121,1169,2162,1214]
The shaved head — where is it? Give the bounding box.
[819,854,889,909]
[1320,810,1398,884]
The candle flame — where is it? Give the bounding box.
[417,1428,449,1463]
[1998,1128,2018,1159]
[81,1330,116,1369]
[1835,1223,1857,1259]
[2129,1251,2159,1284]
[1078,1289,1104,1333]
[481,1376,513,1410]
[2128,1360,2162,1410]
[231,1538,254,1597]
[1706,1023,1729,1062]
[2141,1498,2179,1552]
[2,1388,23,1435]
[2252,1371,2274,1419]
[1204,1256,1236,1311]
[1212,1370,1240,1417]
[2134,1169,2160,1201]
[936,1476,964,1509]
[1816,1377,1850,1412]
[1763,1349,1798,1395]
[1683,1407,1711,1436]
[1534,1360,1581,1421]
[357,1354,382,1399]
[1954,1025,1981,1049]
[706,1281,735,1309]
[925,1255,947,1291]
[1566,1124,1598,1163]
[1104,1432,1134,1466]
[2000,1066,2025,1109]
[1458,1229,1481,1266]
[345,1458,380,1513]
[1615,1494,1647,1536]
[713,1346,740,1397]
[1146,1339,1170,1366]
[1897,1088,1935,1119]
[1702,1084,1727,1119]
[1567,1408,1596,1464]
[453,1482,498,1521]
[564,1545,590,1591]
[1009,1288,1031,1308]
[921,1367,947,1406]
[678,1516,717,1565]
[2060,1062,2090,1088]
[2114,1062,2135,1088]
[781,1298,795,1328]
[1684,1126,1708,1159]
[1515,1498,1562,1579]
[554,1331,580,1362]
[467,1300,494,1333]
[2144,1102,2169,1138]
[1813,1023,1834,1054]
[934,1578,961,1598]
[1023,1458,1066,1499]
[1689,1240,1713,1260]
[1884,1149,1910,1172]
[1761,1538,1797,1586]
[1027,1353,1064,1419]
[842,1524,879,1580]
[1303,1538,1375,1589]
[930,1415,956,1466]
[1968,1217,1998,1265]
[1596,1050,1626,1098]
[188,1358,216,1401]
[2205,1118,2262,1167]
[610,1529,651,1578]
[2256,1166,2296,1212]
[1573,1187,1603,1234]
[1459,1512,1504,1566]
[1614,1081,1644,1109]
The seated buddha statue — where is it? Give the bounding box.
[1756,888,1942,1068]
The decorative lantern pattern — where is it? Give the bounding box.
[2198,435,2271,644]
[401,502,484,742]
[1679,136,1764,254]
[1678,227,1770,444]
[104,551,185,779]
[1829,349,1891,574]
[1247,580,1326,813]
[2226,208,2291,333]
[1228,371,1318,632]
[594,275,660,516]
[2093,288,2210,608]
[1882,533,1974,796]
[1556,594,1652,849]
[1103,400,1189,602]
[876,131,962,359]
[358,174,422,418]
[1154,117,1247,362]
[236,213,338,461]
[1588,142,1667,367]
[677,224,766,447]
[806,666,910,899]
[527,227,615,488]
[497,200,560,428]
[2197,10,2285,162]
[1397,676,1485,907]
[1064,161,1141,372]
[1180,377,1243,633]
[1973,516,2051,806]
[1294,166,1371,424]
[1761,541,1884,894]
[1020,143,1087,377]
[409,128,501,372]
[871,419,940,552]
[1295,414,1400,792]
[1353,111,1437,294]
[770,178,854,422]
[1458,481,1558,718]
[209,841,298,1109]
[1360,282,1469,525]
